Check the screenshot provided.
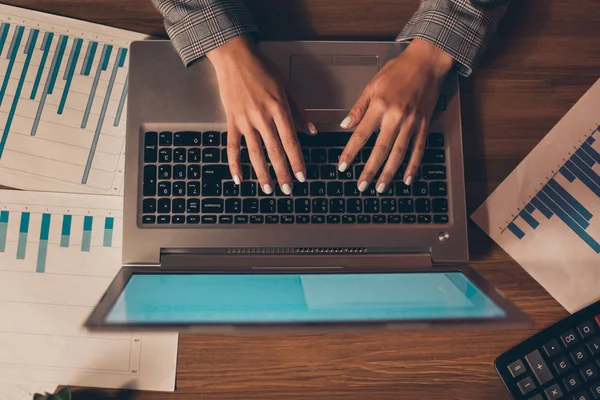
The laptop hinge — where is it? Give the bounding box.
[160,250,433,270]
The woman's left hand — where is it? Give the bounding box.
[338,38,454,193]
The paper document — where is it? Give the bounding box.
[0,190,178,391]
[472,78,600,313]
[0,4,145,195]
[0,383,57,400]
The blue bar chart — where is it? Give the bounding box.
[0,4,145,195]
[0,189,123,277]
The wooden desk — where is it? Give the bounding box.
[2,0,599,398]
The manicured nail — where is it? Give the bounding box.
[308,123,318,135]
[338,162,348,172]
[358,181,369,192]
[340,116,353,129]
[295,172,306,183]
[233,175,241,185]
[263,184,273,194]
[405,176,413,186]
[376,183,387,194]
[282,184,292,195]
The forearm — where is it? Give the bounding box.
[151,0,259,66]
[396,0,510,77]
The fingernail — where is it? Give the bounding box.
[405,176,413,186]
[338,162,348,172]
[295,171,306,182]
[282,183,292,195]
[358,181,369,192]
[340,116,353,129]
[308,122,318,135]
[376,183,387,194]
[233,175,241,185]
[263,184,273,194]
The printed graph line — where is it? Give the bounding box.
[502,127,600,254]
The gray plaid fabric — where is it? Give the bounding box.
[152,0,509,76]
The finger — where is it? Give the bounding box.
[257,119,294,195]
[338,107,380,182]
[340,88,371,130]
[226,123,243,185]
[245,129,273,194]
[272,103,307,185]
[376,117,419,193]
[404,119,428,186]
[358,114,402,193]
[287,86,317,135]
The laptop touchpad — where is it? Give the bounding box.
[290,55,379,111]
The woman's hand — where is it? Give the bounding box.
[208,36,316,195]
[338,38,454,193]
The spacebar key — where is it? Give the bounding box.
[525,350,553,385]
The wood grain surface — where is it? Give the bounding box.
[2,0,599,398]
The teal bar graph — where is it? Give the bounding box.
[103,217,114,247]
[82,215,92,252]
[0,210,8,252]
[47,35,68,95]
[81,41,97,76]
[16,212,30,260]
[58,37,82,114]
[101,44,113,70]
[36,213,51,273]
[113,74,127,127]
[60,214,71,247]
[30,31,53,99]
[0,25,23,105]
[0,23,9,56]
[117,47,127,67]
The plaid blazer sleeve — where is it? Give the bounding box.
[151,0,259,66]
[396,0,510,77]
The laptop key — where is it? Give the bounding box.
[347,198,362,213]
[234,215,248,224]
[203,131,220,146]
[173,164,186,179]
[311,149,327,163]
[172,215,185,224]
[312,199,328,213]
[418,215,431,224]
[222,132,228,145]
[422,165,446,180]
[310,182,326,196]
[382,199,397,213]
[281,215,294,224]
[143,165,157,196]
[364,199,380,213]
[201,215,217,224]
[306,165,319,180]
[387,215,401,224]
[187,215,200,224]
[243,199,259,213]
[225,198,242,213]
[427,132,444,147]
[187,182,200,196]
[413,181,428,196]
[295,199,311,213]
[187,165,200,180]
[202,148,220,163]
[430,182,447,196]
[158,215,170,224]
[327,215,341,224]
[434,215,449,224]
[321,165,337,179]
[278,198,294,213]
[373,215,385,224]
[380,186,394,196]
[395,182,411,196]
[157,199,170,213]
[328,148,343,163]
[202,199,224,213]
[241,148,250,163]
[398,199,414,213]
[159,131,172,146]
[355,164,365,178]
[312,215,325,224]
[158,148,172,163]
[403,215,416,224]
[219,215,233,224]
[296,215,310,224]
[422,148,445,163]
[342,215,356,224]
[172,199,186,213]
[416,198,431,213]
[338,168,354,180]
[265,215,279,224]
[173,181,186,196]
[202,165,230,180]
[362,185,377,197]
[142,198,156,213]
[142,215,156,224]
[260,198,277,213]
[302,149,310,163]
[174,148,186,162]
[158,165,171,180]
[327,182,343,196]
[250,215,264,224]
[202,180,222,196]
[188,148,200,162]
[187,199,200,213]
[357,215,371,224]
[293,182,308,196]
[241,165,251,180]
[329,198,345,213]
[144,132,158,162]
[174,131,201,146]
[241,182,257,196]
[433,198,448,213]
[344,182,360,196]
[223,181,239,196]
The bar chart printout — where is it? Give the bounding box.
[0,190,178,391]
[472,78,600,314]
[0,4,146,195]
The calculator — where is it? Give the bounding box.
[496,300,600,400]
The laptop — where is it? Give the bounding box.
[85,40,529,332]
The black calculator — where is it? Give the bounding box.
[496,300,600,400]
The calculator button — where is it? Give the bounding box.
[545,339,563,358]
[553,356,572,374]
[570,347,588,365]
[563,373,583,392]
[526,350,554,385]
[545,383,564,399]
[508,359,527,378]
[561,330,580,348]
[573,391,591,400]
[517,376,536,395]
[577,321,596,339]
[588,338,600,355]
[580,364,598,382]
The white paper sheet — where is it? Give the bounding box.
[472,78,600,313]
[0,383,57,400]
[0,190,178,391]
[0,4,146,195]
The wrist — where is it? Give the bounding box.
[207,35,258,68]
[404,38,454,80]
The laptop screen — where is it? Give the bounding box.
[104,272,506,324]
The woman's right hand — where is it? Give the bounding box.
[207,36,316,195]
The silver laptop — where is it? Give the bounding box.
[86,40,529,332]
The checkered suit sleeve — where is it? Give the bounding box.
[396,0,510,77]
[151,0,259,66]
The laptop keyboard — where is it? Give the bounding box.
[140,131,449,225]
